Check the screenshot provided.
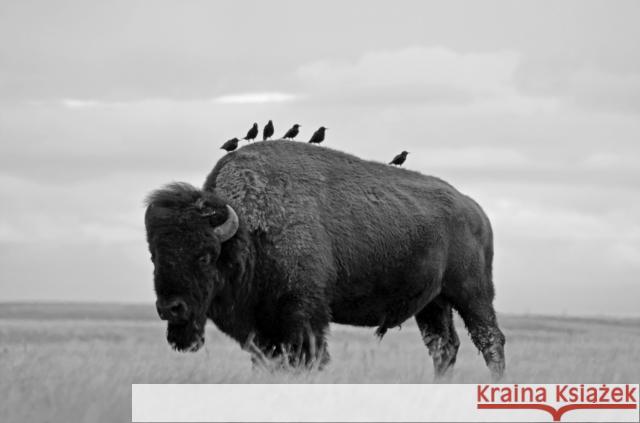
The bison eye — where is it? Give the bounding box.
[198,253,211,266]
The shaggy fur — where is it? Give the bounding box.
[145,141,506,378]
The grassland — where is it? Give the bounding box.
[1,303,638,422]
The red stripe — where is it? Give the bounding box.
[478,403,637,422]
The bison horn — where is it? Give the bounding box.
[213,205,239,242]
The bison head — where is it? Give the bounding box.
[144,183,239,352]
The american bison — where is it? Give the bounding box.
[145,141,506,379]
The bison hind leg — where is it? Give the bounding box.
[453,297,505,381]
[415,297,460,380]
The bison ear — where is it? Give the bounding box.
[194,198,216,217]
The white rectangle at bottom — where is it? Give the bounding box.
[131,384,639,422]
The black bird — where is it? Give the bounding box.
[220,138,240,152]
[308,126,327,144]
[389,151,409,166]
[282,124,300,140]
[262,120,274,141]
[220,138,240,153]
[244,123,259,141]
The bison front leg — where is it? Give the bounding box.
[277,293,331,369]
[247,301,331,370]
[242,332,280,369]
[242,330,327,371]
[287,321,330,369]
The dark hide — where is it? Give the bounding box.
[145,141,506,378]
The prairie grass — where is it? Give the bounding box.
[1,303,638,422]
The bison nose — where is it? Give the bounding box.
[156,298,189,322]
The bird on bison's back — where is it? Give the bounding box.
[244,123,259,141]
[389,151,409,166]
[308,127,327,144]
[144,140,506,380]
[282,124,300,140]
[263,120,274,141]
[220,138,239,152]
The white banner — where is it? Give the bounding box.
[132,384,639,422]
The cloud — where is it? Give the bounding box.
[516,62,640,114]
[416,147,530,169]
[296,46,524,106]
[33,94,299,109]
[581,152,640,170]
[484,194,640,315]
[57,98,140,109]
[567,68,640,113]
[60,98,106,109]
[213,92,298,104]
[0,173,143,245]
[52,95,300,108]
[488,198,640,242]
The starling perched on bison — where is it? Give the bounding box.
[145,141,506,380]
[389,151,409,166]
[243,123,258,141]
[282,124,300,140]
[220,138,239,152]
[263,120,274,141]
[308,127,327,144]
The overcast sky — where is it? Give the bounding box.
[1,0,639,316]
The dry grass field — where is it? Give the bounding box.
[0,303,638,422]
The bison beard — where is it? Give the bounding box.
[145,141,506,379]
[167,319,205,352]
